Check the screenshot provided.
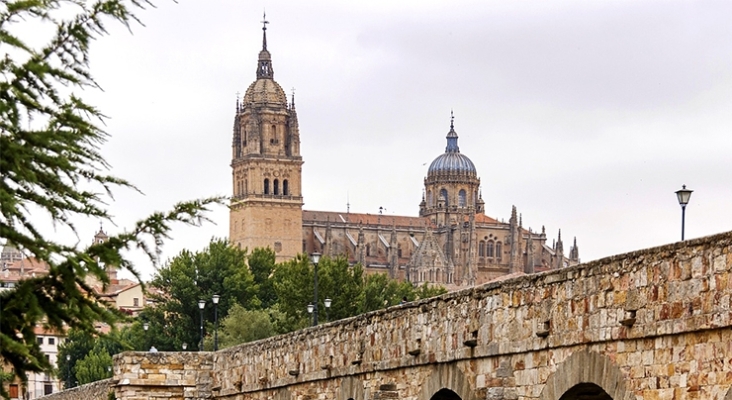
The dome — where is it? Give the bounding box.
[427,119,477,176]
[428,152,477,176]
[242,78,287,106]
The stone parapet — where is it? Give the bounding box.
[39,378,111,400]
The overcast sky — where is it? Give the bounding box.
[62,0,732,280]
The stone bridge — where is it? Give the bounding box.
[44,231,732,400]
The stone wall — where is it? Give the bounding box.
[40,378,111,400]
[110,231,732,400]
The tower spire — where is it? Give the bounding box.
[445,110,459,153]
[256,12,274,79]
[261,11,269,50]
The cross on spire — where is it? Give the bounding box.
[450,109,455,129]
[261,11,269,50]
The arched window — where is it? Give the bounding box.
[274,179,279,195]
[366,244,371,256]
[496,242,502,261]
[244,179,248,194]
[487,240,495,258]
[440,188,448,206]
[427,190,433,206]
[264,178,270,195]
[478,241,485,257]
[283,179,289,195]
[458,189,466,207]
[398,244,402,258]
[271,124,277,144]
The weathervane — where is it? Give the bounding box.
[261,11,269,31]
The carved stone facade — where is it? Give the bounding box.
[229,22,579,286]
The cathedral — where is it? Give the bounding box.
[229,21,579,289]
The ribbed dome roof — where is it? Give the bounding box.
[427,118,477,176]
[242,78,287,106]
[242,18,287,107]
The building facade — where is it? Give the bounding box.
[229,22,579,289]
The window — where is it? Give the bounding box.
[283,179,289,195]
[366,244,371,256]
[274,179,279,195]
[478,241,485,257]
[37,337,43,345]
[48,337,55,345]
[458,189,466,207]
[264,178,270,194]
[496,242,503,261]
[440,188,448,206]
[487,241,495,258]
[427,190,433,206]
[133,298,139,307]
[9,384,18,399]
[44,384,53,395]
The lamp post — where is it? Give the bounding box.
[310,253,321,326]
[65,354,71,389]
[675,185,693,241]
[198,299,206,351]
[212,294,220,351]
[143,322,149,351]
[324,298,332,322]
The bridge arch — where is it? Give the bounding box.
[539,350,628,400]
[420,363,472,400]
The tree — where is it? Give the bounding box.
[146,238,258,350]
[0,1,221,392]
[272,254,317,331]
[73,348,113,386]
[57,327,129,389]
[214,304,276,348]
[248,247,277,309]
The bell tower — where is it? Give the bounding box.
[229,17,303,261]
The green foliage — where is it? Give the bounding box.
[415,282,448,299]
[215,304,276,348]
[74,348,113,385]
[272,254,316,331]
[248,247,277,309]
[57,328,128,388]
[146,238,257,350]
[0,0,223,392]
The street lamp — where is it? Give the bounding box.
[307,303,314,325]
[324,298,332,322]
[143,322,149,351]
[310,253,321,326]
[212,294,220,351]
[198,299,206,351]
[182,342,187,351]
[65,354,71,389]
[675,185,693,241]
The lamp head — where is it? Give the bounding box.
[324,298,332,308]
[143,322,149,331]
[307,303,314,314]
[198,299,206,310]
[676,185,693,206]
[310,253,321,265]
[182,343,188,350]
[212,294,220,304]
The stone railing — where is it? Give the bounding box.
[39,379,111,400]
